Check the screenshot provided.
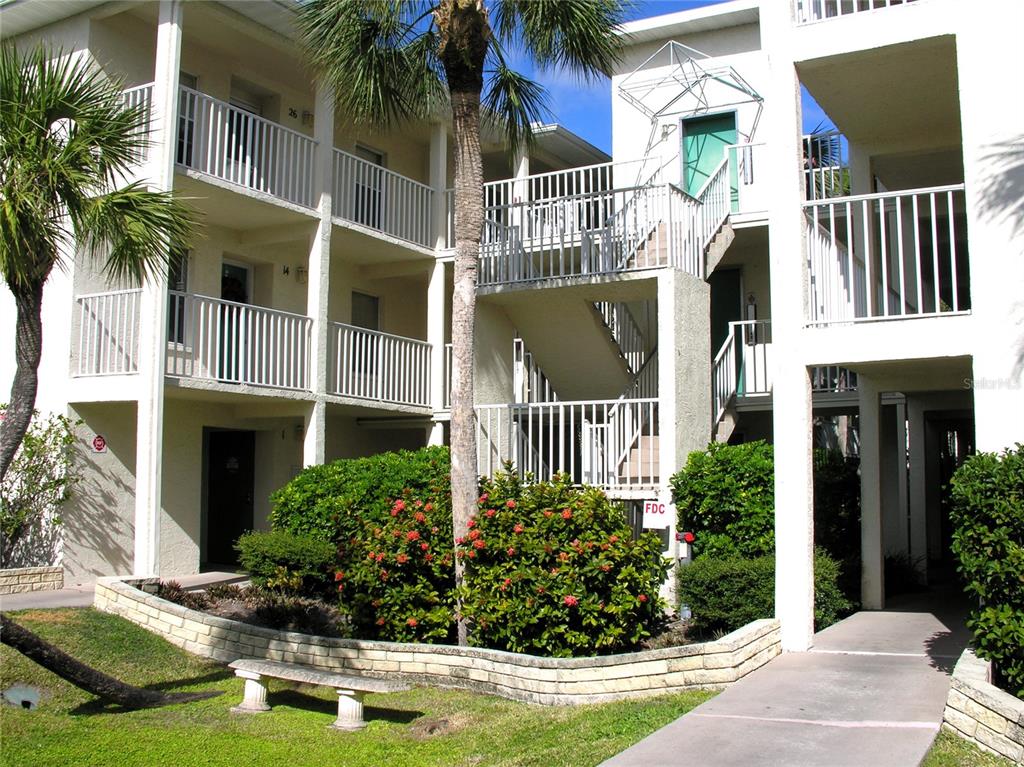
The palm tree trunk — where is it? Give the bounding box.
[448,88,484,646]
[0,613,218,708]
[0,282,44,482]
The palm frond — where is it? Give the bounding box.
[297,0,444,126]
[491,0,626,82]
[483,45,550,157]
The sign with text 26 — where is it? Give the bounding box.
[642,500,672,529]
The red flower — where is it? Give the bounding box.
[506,500,516,509]
[558,552,569,562]
[600,564,611,572]
[543,510,553,518]
[392,529,401,537]
[407,617,418,627]
[536,586,545,594]
[393,499,406,512]
[375,553,385,562]
[550,568,559,575]
[380,569,389,581]
[500,578,511,591]
[479,493,489,504]
[431,526,439,533]
[467,549,476,559]
[415,500,423,508]
[420,542,429,551]
[513,524,524,534]
[376,617,386,626]
[406,530,421,542]
[455,536,465,545]
[608,535,619,544]
[564,595,578,607]
[485,509,496,518]
[337,583,344,592]
[472,538,486,549]
[638,594,648,603]
[414,511,427,523]
[506,547,515,556]
[396,553,408,564]
[367,552,376,560]
[425,503,434,512]
[334,571,344,581]
[468,519,476,529]
[561,509,572,520]
[682,531,696,544]
[468,529,481,540]
[425,552,434,561]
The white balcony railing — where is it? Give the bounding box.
[513,337,559,404]
[444,188,455,250]
[176,87,317,208]
[444,342,453,409]
[727,142,769,213]
[803,131,849,200]
[122,83,153,162]
[805,184,968,324]
[795,0,918,25]
[166,292,312,390]
[75,290,142,376]
[475,398,659,490]
[594,301,649,376]
[332,149,433,248]
[328,323,431,407]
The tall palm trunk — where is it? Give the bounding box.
[0,282,43,482]
[438,0,490,645]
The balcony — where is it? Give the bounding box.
[478,158,730,287]
[795,0,919,26]
[713,320,859,423]
[805,184,968,325]
[475,398,659,492]
[74,290,143,376]
[327,323,432,408]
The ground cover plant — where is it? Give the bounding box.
[0,608,714,767]
[949,444,1024,698]
[457,472,669,656]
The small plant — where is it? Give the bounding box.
[678,550,852,637]
[243,589,349,638]
[457,471,669,657]
[156,580,210,612]
[235,530,336,597]
[950,445,1024,698]
[0,408,81,568]
[203,583,244,601]
[670,441,775,559]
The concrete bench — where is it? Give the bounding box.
[228,659,410,730]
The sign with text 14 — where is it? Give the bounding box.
[642,500,672,529]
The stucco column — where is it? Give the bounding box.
[763,2,815,651]
[133,0,182,577]
[427,123,448,446]
[303,83,334,467]
[906,396,928,580]
[880,402,907,558]
[859,376,884,609]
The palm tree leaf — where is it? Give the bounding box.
[491,0,626,81]
[482,47,550,157]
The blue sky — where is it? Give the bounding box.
[523,0,833,154]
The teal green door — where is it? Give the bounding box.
[682,113,738,204]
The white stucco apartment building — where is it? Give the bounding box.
[2,0,1022,652]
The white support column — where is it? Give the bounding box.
[303,83,334,467]
[763,2,815,651]
[511,147,529,235]
[859,376,885,609]
[133,0,181,577]
[427,260,447,446]
[427,122,448,446]
[331,689,366,730]
[230,671,270,713]
[906,397,928,580]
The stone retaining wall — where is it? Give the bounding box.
[94,576,781,706]
[943,648,1024,763]
[0,566,63,595]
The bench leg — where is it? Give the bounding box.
[330,689,366,731]
[231,670,271,713]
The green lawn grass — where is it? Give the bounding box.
[922,730,1015,767]
[0,608,713,767]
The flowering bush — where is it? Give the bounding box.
[339,489,455,643]
[458,472,669,657]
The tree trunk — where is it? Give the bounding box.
[0,613,219,708]
[438,0,490,646]
[0,282,44,482]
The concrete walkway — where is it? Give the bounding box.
[0,571,247,611]
[603,589,971,767]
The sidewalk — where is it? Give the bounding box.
[603,589,970,767]
[0,571,247,612]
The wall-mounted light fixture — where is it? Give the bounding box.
[301,110,314,128]
[296,266,308,284]
[294,423,305,442]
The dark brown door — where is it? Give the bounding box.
[205,430,255,566]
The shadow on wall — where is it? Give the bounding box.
[62,439,134,580]
[3,516,62,569]
[979,136,1024,379]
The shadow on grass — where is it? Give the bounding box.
[67,670,233,716]
[267,688,422,725]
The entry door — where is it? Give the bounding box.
[682,113,738,204]
[205,430,255,566]
[218,262,250,381]
[228,94,264,188]
[353,145,385,230]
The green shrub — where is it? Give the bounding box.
[678,550,853,637]
[235,530,336,597]
[269,446,450,547]
[457,472,669,657]
[337,488,455,643]
[670,441,775,558]
[950,445,1024,698]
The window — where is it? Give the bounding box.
[353,144,385,230]
[177,71,198,166]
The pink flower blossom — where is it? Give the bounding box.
[564,595,578,607]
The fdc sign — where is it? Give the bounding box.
[642,500,672,529]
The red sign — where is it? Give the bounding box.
[91,434,107,453]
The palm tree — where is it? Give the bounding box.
[298,0,624,643]
[0,44,195,481]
